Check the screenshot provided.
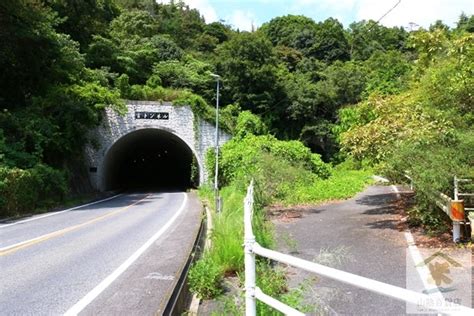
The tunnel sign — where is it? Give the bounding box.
[135,111,169,120]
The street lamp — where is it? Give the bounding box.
[210,73,221,212]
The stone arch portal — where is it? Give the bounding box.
[85,101,230,192]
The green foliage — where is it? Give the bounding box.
[0,164,67,217]
[154,1,205,48]
[339,30,473,232]
[379,131,473,231]
[50,0,120,48]
[0,0,84,108]
[208,187,245,273]
[260,15,318,48]
[109,9,158,39]
[340,94,454,163]
[188,256,223,299]
[333,103,376,143]
[348,20,408,61]
[323,61,369,106]
[309,18,350,62]
[455,13,474,33]
[363,50,411,96]
[415,33,474,118]
[151,56,212,98]
[300,121,339,162]
[234,111,268,139]
[208,134,331,188]
[283,164,373,205]
[215,32,284,114]
[189,182,274,299]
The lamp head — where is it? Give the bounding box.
[210,73,221,80]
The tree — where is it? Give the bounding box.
[151,56,213,99]
[155,1,205,49]
[204,21,233,44]
[363,50,410,96]
[260,15,317,48]
[215,32,284,115]
[323,61,368,106]
[104,10,184,84]
[109,9,159,39]
[348,20,408,60]
[455,13,474,33]
[0,0,83,108]
[429,20,449,32]
[47,0,120,48]
[308,18,350,62]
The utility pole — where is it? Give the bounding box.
[210,73,221,212]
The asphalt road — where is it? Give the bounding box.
[0,191,201,315]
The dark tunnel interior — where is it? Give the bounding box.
[103,129,197,191]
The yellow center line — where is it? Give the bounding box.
[0,194,152,257]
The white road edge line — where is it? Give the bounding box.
[391,185,445,303]
[0,194,123,229]
[64,192,189,316]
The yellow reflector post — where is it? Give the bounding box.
[451,200,465,221]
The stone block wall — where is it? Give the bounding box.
[85,101,230,191]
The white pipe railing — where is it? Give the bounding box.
[455,176,474,211]
[243,181,474,315]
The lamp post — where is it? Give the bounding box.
[210,73,221,212]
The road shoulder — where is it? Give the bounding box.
[80,192,203,315]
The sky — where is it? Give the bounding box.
[159,0,473,31]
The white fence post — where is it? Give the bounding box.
[244,181,256,316]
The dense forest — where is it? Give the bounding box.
[0,0,473,219]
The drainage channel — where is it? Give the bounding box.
[162,211,207,315]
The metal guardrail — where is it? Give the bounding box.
[403,174,472,242]
[243,180,473,315]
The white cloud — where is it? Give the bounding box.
[226,10,259,31]
[158,0,472,29]
[355,0,473,28]
[157,0,218,23]
[296,0,357,10]
[291,0,472,27]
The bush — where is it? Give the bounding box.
[31,164,68,207]
[285,165,373,205]
[208,134,332,187]
[234,110,267,139]
[379,131,473,231]
[0,167,38,217]
[188,256,223,299]
[0,164,67,218]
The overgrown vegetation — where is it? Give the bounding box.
[189,112,372,313]
[339,29,473,231]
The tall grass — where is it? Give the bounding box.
[197,184,273,275]
[190,140,373,313]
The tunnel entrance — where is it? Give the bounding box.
[102,128,197,191]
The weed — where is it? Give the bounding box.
[280,232,299,254]
[188,256,223,299]
[314,246,354,268]
[283,167,373,206]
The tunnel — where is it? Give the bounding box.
[102,128,198,191]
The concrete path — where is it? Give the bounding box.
[274,185,409,315]
[0,191,202,315]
